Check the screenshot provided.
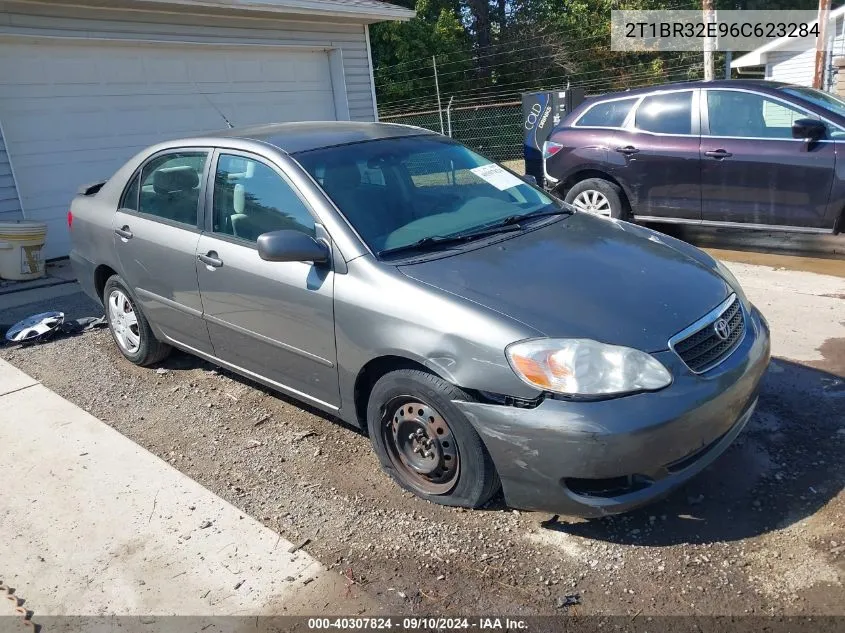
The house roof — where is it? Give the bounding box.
[732,5,845,68]
[64,0,416,23]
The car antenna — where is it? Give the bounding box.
[192,81,235,129]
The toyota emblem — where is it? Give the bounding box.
[713,317,731,341]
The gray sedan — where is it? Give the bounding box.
[69,122,771,517]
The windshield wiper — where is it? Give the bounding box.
[498,207,574,227]
[378,223,522,258]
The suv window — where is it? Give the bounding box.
[138,152,208,226]
[707,90,818,139]
[635,91,693,135]
[576,97,637,128]
[212,154,316,243]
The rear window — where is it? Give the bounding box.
[575,97,637,128]
[635,91,693,135]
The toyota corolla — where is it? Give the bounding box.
[69,122,770,516]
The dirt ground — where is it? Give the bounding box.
[1,246,844,617]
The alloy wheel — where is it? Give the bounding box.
[572,189,612,217]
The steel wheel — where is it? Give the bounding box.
[572,189,612,217]
[107,289,141,354]
[382,397,460,495]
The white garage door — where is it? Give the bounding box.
[0,38,339,258]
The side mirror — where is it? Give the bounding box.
[521,174,538,186]
[792,118,826,141]
[257,230,329,264]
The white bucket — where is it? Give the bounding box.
[0,220,48,281]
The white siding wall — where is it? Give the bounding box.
[0,128,22,221]
[0,1,378,121]
[765,21,845,91]
[767,48,816,87]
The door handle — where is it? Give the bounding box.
[615,146,640,155]
[114,226,133,240]
[704,149,732,159]
[197,251,223,268]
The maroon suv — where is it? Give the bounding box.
[543,79,845,234]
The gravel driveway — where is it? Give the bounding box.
[1,256,843,616]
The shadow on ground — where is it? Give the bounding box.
[156,348,366,435]
[542,358,844,546]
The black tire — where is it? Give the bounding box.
[564,177,627,220]
[102,275,171,366]
[366,369,500,508]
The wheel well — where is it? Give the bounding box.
[94,265,117,303]
[353,356,434,428]
[557,169,632,212]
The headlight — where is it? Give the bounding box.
[506,338,672,397]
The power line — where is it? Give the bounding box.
[378,46,697,99]
[378,54,700,113]
[378,60,704,116]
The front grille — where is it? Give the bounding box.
[672,295,745,373]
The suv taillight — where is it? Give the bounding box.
[543,141,564,161]
[67,210,73,229]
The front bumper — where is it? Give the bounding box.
[455,305,771,517]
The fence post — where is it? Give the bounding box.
[433,56,444,135]
[446,96,454,137]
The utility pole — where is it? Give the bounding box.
[433,56,444,135]
[725,51,732,79]
[813,0,831,89]
[702,0,716,81]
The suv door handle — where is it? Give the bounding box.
[198,251,223,268]
[114,226,133,240]
[704,149,733,159]
[615,146,640,155]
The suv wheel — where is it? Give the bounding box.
[565,178,626,220]
[367,369,500,508]
[103,275,171,366]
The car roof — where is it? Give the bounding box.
[586,79,794,101]
[213,121,434,154]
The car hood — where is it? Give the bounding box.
[397,213,730,352]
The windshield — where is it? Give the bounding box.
[781,86,845,118]
[294,135,560,255]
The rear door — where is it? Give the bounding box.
[700,88,836,229]
[112,149,214,354]
[195,150,339,409]
[612,89,702,222]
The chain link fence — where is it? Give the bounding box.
[380,101,525,173]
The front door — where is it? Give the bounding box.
[700,88,836,229]
[195,151,340,408]
[616,89,702,221]
[112,149,214,354]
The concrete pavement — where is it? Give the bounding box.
[0,359,376,619]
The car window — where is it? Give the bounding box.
[120,173,140,211]
[212,153,316,243]
[707,90,819,139]
[635,91,693,135]
[138,152,207,226]
[294,135,559,255]
[576,98,637,128]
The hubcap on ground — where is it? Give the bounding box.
[382,398,460,495]
[108,289,140,354]
[572,190,612,217]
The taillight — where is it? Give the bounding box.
[543,141,564,161]
[67,210,73,229]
